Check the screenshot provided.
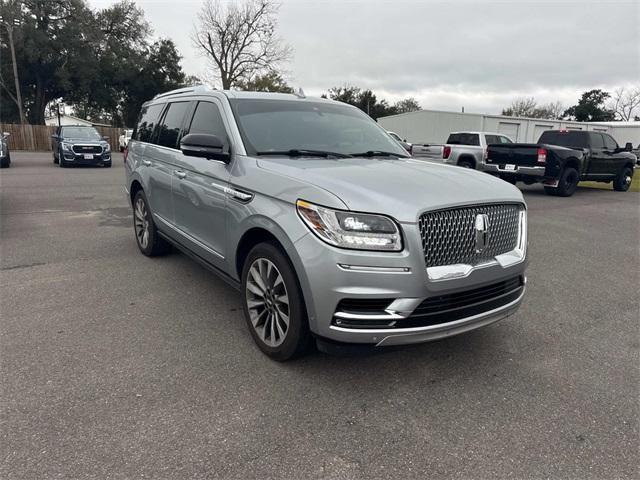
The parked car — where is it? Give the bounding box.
[633,144,640,165]
[485,130,636,196]
[442,131,514,169]
[0,132,11,169]
[125,86,528,360]
[52,126,112,168]
[119,129,133,152]
[387,131,412,153]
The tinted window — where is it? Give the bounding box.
[538,131,589,148]
[135,104,164,143]
[485,134,499,145]
[185,101,228,141]
[602,134,617,150]
[229,99,408,157]
[447,133,480,146]
[499,136,512,144]
[589,132,604,148]
[61,127,101,141]
[157,102,190,148]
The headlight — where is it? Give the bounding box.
[296,200,402,251]
[61,142,73,151]
[102,142,111,152]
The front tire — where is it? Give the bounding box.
[0,157,9,168]
[132,190,171,256]
[545,167,578,197]
[613,166,633,192]
[103,161,112,168]
[241,243,311,361]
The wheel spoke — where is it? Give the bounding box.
[245,257,290,348]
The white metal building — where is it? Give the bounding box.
[379,109,640,147]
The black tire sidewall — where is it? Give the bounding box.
[613,167,632,192]
[241,242,310,361]
[557,167,578,197]
[458,160,473,169]
[132,190,168,256]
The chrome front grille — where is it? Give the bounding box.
[72,144,103,154]
[418,204,521,268]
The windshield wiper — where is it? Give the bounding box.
[349,150,409,158]
[256,149,352,158]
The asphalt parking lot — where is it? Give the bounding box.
[1,151,639,479]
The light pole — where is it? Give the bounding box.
[0,14,26,124]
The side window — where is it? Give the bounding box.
[485,134,500,145]
[589,132,604,149]
[499,136,512,144]
[135,104,164,143]
[603,134,617,150]
[185,101,228,141]
[464,133,480,146]
[156,102,190,149]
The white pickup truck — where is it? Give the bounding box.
[442,131,514,169]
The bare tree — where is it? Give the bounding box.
[193,0,292,90]
[502,97,564,120]
[609,87,640,121]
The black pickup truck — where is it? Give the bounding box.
[484,130,636,196]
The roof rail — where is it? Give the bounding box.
[153,84,213,100]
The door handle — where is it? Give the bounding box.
[142,160,151,166]
[173,170,187,179]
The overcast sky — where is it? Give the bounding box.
[90,0,639,114]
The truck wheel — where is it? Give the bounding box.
[613,166,633,192]
[241,242,312,361]
[458,159,474,169]
[545,167,578,197]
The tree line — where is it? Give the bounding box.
[502,88,640,122]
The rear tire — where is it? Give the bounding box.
[613,166,633,192]
[458,159,474,169]
[545,167,578,197]
[132,190,171,256]
[241,242,311,361]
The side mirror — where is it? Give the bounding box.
[180,133,230,163]
[624,142,633,152]
[102,136,110,141]
[51,134,58,140]
[3,132,10,138]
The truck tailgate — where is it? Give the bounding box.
[486,144,540,167]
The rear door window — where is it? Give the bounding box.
[538,131,589,148]
[589,132,604,149]
[135,104,164,143]
[156,102,190,149]
[602,134,617,150]
[447,133,480,146]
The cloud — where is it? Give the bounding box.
[90,0,640,113]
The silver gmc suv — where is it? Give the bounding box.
[124,86,528,360]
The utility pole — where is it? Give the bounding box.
[0,15,26,124]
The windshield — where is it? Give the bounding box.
[538,131,588,148]
[62,127,102,141]
[229,99,409,157]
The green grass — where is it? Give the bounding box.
[579,171,640,192]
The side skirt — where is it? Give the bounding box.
[157,231,241,291]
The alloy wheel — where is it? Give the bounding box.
[245,258,290,347]
[134,197,150,249]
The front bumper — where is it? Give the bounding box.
[295,220,527,346]
[62,151,111,164]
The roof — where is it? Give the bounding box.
[149,85,337,105]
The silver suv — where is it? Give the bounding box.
[125,86,528,360]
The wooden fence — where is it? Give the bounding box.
[0,123,122,151]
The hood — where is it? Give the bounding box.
[257,157,524,223]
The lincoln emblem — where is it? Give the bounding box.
[474,214,490,253]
